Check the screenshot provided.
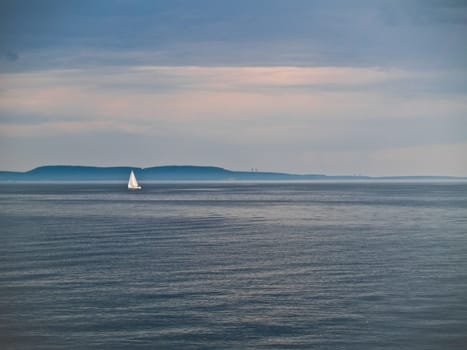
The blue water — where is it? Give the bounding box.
[1,182,466,349]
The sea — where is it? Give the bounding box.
[0,181,466,349]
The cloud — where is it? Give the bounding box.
[1,1,466,71]
[1,65,464,119]
[1,50,19,62]
[0,65,444,134]
[1,66,465,153]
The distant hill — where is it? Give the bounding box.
[0,165,465,181]
[0,165,324,181]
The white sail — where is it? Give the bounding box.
[128,170,142,190]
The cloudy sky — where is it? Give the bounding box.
[1,0,466,175]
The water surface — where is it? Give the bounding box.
[1,182,466,349]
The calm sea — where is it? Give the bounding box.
[0,182,466,349]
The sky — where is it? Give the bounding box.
[1,0,466,175]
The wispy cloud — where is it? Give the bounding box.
[1,1,466,71]
[0,65,452,132]
[1,66,465,156]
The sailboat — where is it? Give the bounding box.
[128,170,142,190]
